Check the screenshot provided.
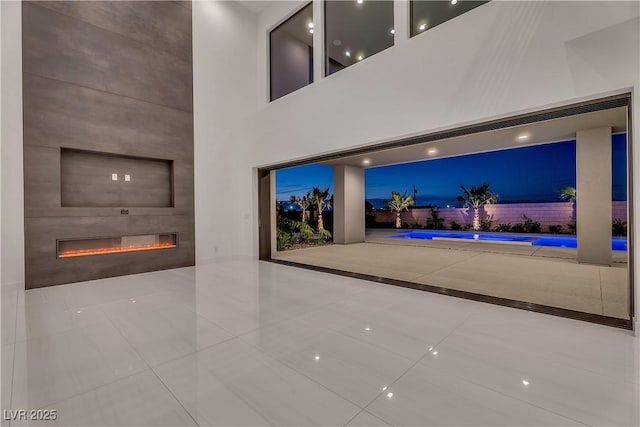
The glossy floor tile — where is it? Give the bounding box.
[366,364,585,426]
[1,259,638,426]
[156,339,360,426]
[12,370,197,426]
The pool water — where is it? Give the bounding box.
[389,230,628,251]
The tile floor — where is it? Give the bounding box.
[275,237,630,319]
[1,259,639,426]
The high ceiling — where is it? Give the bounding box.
[324,107,627,168]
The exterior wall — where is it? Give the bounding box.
[371,201,627,230]
[21,2,195,288]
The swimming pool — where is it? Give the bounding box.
[389,230,628,251]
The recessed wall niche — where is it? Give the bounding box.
[60,149,174,208]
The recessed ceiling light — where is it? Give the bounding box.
[517,132,530,141]
[308,22,314,29]
[362,159,371,165]
[427,148,438,155]
[357,55,364,61]
[333,39,342,46]
[522,380,530,386]
[432,351,438,355]
[419,23,427,31]
[382,386,388,391]
[345,50,351,57]
[386,392,394,398]
[451,0,458,4]
[314,355,320,361]
[390,29,395,35]
[357,0,364,4]
[309,29,314,34]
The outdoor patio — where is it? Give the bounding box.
[273,230,630,320]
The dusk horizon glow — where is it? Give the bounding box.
[276,134,627,208]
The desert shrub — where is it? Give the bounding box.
[277,230,292,250]
[479,218,494,231]
[402,222,410,229]
[548,224,563,234]
[612,219,627,236]
[450,221,462,230]
[299,222,314,242]
[495,223,512,232]
[522,215,541,233]
[511,223,525,233]
[318,229,333,242]
[566,222,576,235]
[426,207,446,230]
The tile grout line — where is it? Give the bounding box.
[8,302,159,413]
[342,311,479,426]
[8,291,19,418]
[92,304,203,427]
[391,313,595,427]
[150,338,281,427]
[234,334,367,412]
[147,370,202,427]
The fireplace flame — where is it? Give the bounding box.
[59,242,176,258]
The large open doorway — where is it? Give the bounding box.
[259,94,634,328]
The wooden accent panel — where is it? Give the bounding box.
[22,2,192,111]
[23,1,194,288]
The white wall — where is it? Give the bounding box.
[0,1,24,289]
[192,0,259,262]
[250,2,639,167]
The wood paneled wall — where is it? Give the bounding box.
[23,1,194,288]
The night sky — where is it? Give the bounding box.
[276,134,627,208]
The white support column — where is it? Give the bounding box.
[312,0,324,82]
[333,165,365,244]
[576,127,612,265]
[394,0,410,45]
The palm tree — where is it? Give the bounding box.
[559,186,576,203]
[456,183,497,231]
[290,192,312,222]
[559,186,577,223]
[312,187,331,231]
[388,191,414,228]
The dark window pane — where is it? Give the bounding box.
[325,0,394,76]
[270,3,314,101]
[410,0,489,37]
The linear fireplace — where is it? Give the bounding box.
[57,233,177,258]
